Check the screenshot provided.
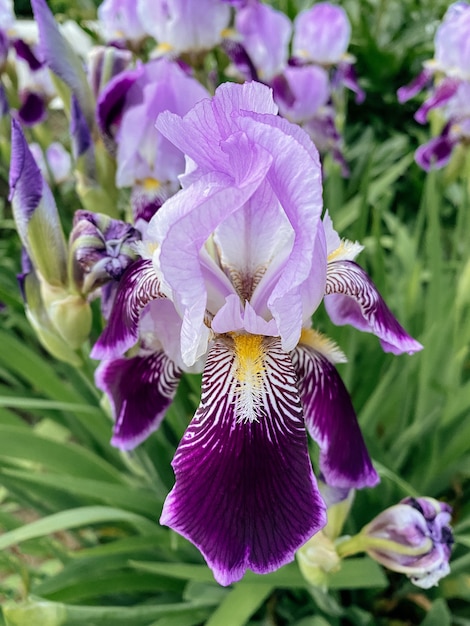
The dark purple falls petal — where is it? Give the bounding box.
[91,258,164,359]
[325,260,423,355]
[415,128,456,171]
[161,335,326,586]
[18,92,47,126]
[291,343,379,489]
[96,350,181,450]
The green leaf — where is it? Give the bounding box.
[0,425,123,483]
[420,599,451,626]
[205,582,273,626]
[0,506,160,551]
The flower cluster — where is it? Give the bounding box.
[398,1,470,170]
[5,0,456,591]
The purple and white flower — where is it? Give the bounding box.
[362,497,454,588]
[97,0,147,45]
[91,82,421,585]
[398,2,470,170]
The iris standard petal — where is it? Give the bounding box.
[325,260,423,355]
[292,339,379,489]
[96,350,181,450]
[160,334,326,586]
[91,258,164,359]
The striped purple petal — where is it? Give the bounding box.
[161,335,326,586]
[325,260,423,355]
[292,339,379,489]
[96,350,181,449]
[91,258,164,359]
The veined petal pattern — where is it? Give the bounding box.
[161,334,326,586]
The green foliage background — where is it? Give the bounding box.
[1,1,469,624]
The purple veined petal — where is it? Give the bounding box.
[30,0,95,130]
[236,111,326,351]
[325,260,423,355]
[414,78,460,125]
[397,69,433,104]
[96,350,181,450]
[96,63,145,150]
[91,258,165,359]
[155,81,278,177]
[149,165,274,366]
[17,91,47,126]
[161,335,327,586]
[291,337,379,489]
[415,127,456,171]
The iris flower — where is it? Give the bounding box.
[92,81,422,585]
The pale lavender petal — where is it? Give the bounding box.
[161,336,326,586]
[91,258,164,359]
[325,260,423,355]
[137,0,230,53]
[293,3,351,65]
[96,350,181,450]
[31,0,95,129]
[434,2,470,79]
[46,142,72,184]
[273,64,330,123]
[98,0,147,43]
[292,342,379,489]
[235,2,291,81]
[397,69,432,104]
[415,129,456,171]
[414,78,460,124]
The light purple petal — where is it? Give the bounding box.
[325,260,423,355]
[137,0,230,53]
[91,258,164,359]
[161,335,326,586]
[293,3,351,65]
[98,0,147,43]
[96,350,181,450]
[292,342,379,489]
[414,78,460,124]
[235,2,291,81]
[434,2,470,79]
[273,64,330,123]
[31,0,95,129]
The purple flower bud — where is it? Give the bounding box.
[293,3,351,65]
[362,497,454,588]
[69,210,141,294]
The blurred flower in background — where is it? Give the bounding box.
[398,1,470,170]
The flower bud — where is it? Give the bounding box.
[360,497,453,589]
[297,531,341,589]
[69,210,141,294]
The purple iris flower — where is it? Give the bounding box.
[398,2,470,170]
[137,0,231,54]
[293,3,351,65]
[91,82,422,585]
[97,0,147,45]
[233,1,291,81]
[362,497,454,588]
[97,57,209,223]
